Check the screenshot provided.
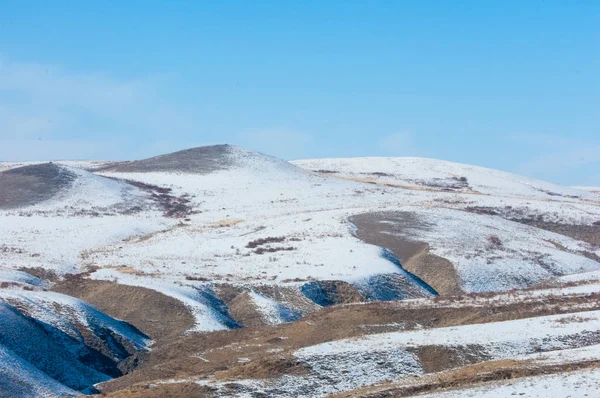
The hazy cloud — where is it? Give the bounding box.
[0,58,203,160]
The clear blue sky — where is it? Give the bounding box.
[1,1,598,185]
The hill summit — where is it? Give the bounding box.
[102,144,297,174]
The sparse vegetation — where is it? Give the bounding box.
[246,236,286,248]
[185,275,210,282]
[486,234,503,248]
[210,218,245,227]
[254,246,296,255]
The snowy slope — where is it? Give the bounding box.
[0,164,167,273]
[0,163,150,212]
[87,148,599,295]
[189,309,600,397]
[0,213,166,274]
[1,146,599,333]
[0,268,47,288]
[418,368,600,398]
[297,309,600,359]
[1,146,599,397]
[293,157,595,200]
[0,344,78,398]
[0,285,150,397]
[385,207,600,292]
[91,269,241,333]
[92,147,415,282]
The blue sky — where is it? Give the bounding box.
[0,1,598,185]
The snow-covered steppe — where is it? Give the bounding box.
[1,145,598,397]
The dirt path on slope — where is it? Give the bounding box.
[349,211,462,296]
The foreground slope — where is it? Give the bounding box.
[99,278,600,397]
[0,269,150,397]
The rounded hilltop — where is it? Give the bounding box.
[0,162,144,211]
[101,144,299,174]
[0,163,77,209]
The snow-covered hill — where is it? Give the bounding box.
[0,163,167,274]
[0,162,150,212]
[292,157,595,200]
[1,146,599,396]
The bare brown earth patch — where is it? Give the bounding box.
[522,221,600,258]
[226,291,270,328]
[52,277,195,342]
[17,266,60,282]
[414,344,491,373]
[214,355,311,380]
[349,211,462,296]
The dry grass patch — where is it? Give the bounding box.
[213,355,310,380]
[552,315,595,325]
[114,266,157,277]
[209,218,244,227]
